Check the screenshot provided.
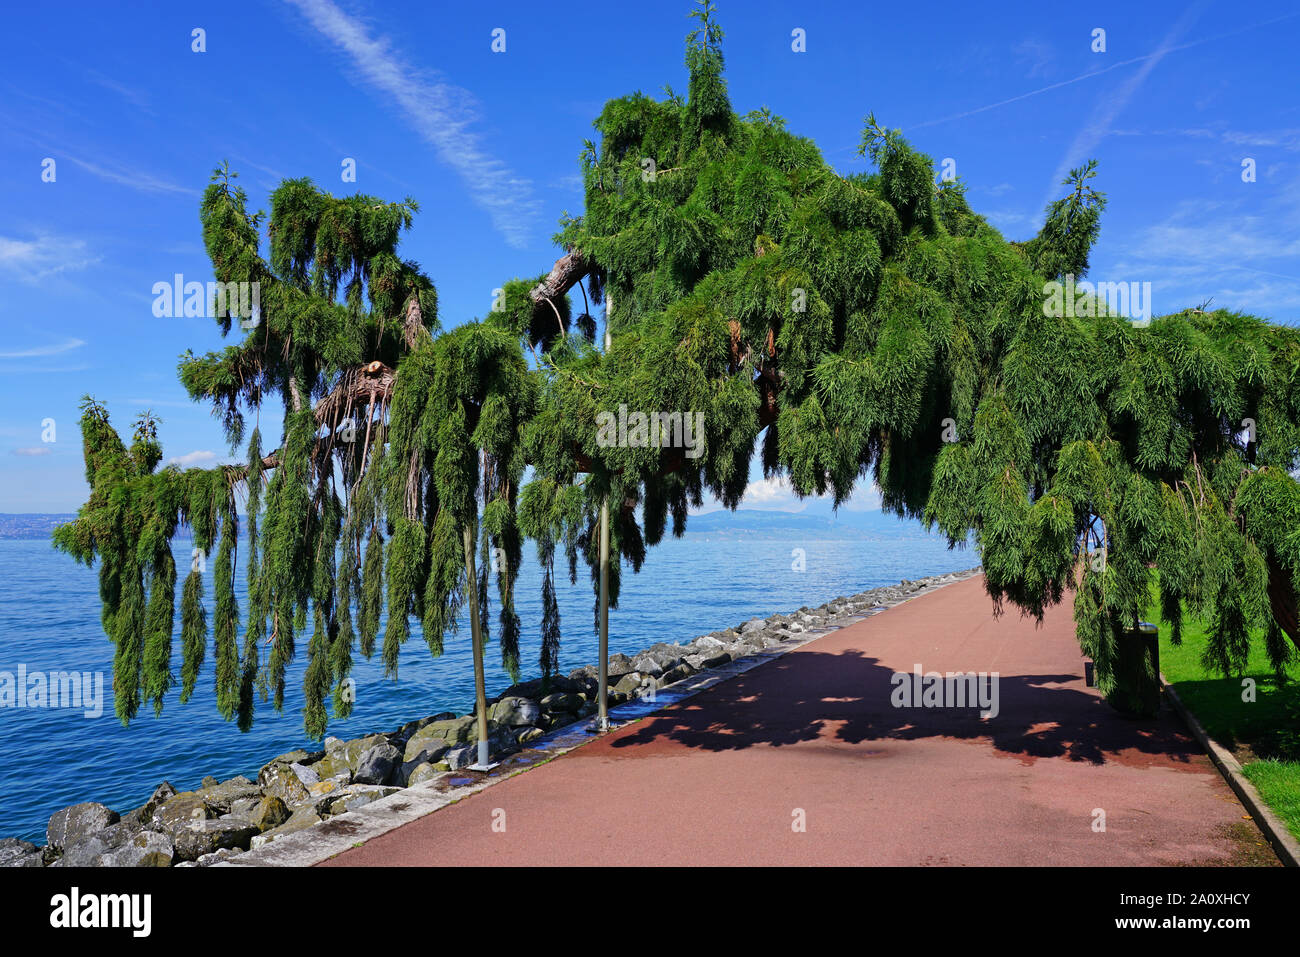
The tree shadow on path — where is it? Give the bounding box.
[608,648,1203,767]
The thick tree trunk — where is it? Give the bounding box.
[530,249,590,307]
[597,497,611,731]
[463,523,491,768]
[1266,556,1300,650]
[253,248,787,497]
[596,287,612,731]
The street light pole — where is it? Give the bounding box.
[596,287,613,732]
[463,522,494,769]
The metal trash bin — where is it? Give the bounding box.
[1106,621,1161,717]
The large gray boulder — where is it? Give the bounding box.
[404,763,443,787]
[228,795,262,818]
[257,762,311,805]
[568,665,598,684]
[324,734,389,774]
[194,847,243,867]
[489,696,541,727]
[691,635,727,652]
[605,653,636,678]
[319,785,402,816]
[400,738,452,774]
[47,802,119,851]
[309,752,354,783]
[444,743,483,770]
[443,730,515,770]
[249,796,290,832]
[613,672,645,696]
[53,819,140,866]
[660,662,697,686]
[265,748,321,766]
[402,716,478,761]
[631,654,664,677]
[515,726,545,746]
[172,818,259,862]
[543,710,581,731]
[250,804,322,849]
[198,775,262,813]
[539,674,588,695]
[492,677,546,703]
[540,691,583,713]
[645,643,688,669]
[0,837,40,868]
[97,830,174,867]
[390,716,438,748]
[151,791,215,832]
[303,778,347,805]
[354,743,401,785]
[123,781,177,827]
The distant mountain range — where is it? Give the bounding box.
[0,514,73,539]
[0,508,935,540]
[685,508,898,532]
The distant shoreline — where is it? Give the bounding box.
[0,514,74,540]
[0,566,981,867]
[0,508,968,541]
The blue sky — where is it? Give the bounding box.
[1,0,1298,512]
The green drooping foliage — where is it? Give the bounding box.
[525,0,1300,715]
[58,3,1300,736]
[1021,158,1107,281]
[380,319,536,681]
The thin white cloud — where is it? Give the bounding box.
[168,450,221,468]
[4,122,196,196]
[0,337,86,358]
[910,11,1300,133]
[982,209,1034,233]
[691,474,884,515]
[0,235,99,281]
[0,364,89,374]
[128,397,197,409]
[1013,38,1054,81]
[840,479,885,512]
[12,447,52,457]
[285,0,541,249]
[57,152,197,195]
[910,59,1147,132]
[1042,3,1207,211]
[737,476,810,512]
[1112,181,1300,320]
[552,173,585,193]
[1109,126,1300,153]
[82,67,154,115]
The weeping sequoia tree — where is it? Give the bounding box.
[56,3,1300,740]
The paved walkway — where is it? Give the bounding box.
[323,575,1273,866]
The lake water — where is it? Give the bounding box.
[0,513,977,843]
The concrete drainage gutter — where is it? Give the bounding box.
[224,568,984,867]
[1159,676,1299,867]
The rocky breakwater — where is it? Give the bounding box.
[0,567,979,868]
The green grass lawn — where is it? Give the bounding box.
[1145,596,1300,842]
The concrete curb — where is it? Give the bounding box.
[1159,675,1298,867]
[224,567,984,867]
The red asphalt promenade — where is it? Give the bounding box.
[324,574,1271,866]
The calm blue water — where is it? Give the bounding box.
[0,513,975,843]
